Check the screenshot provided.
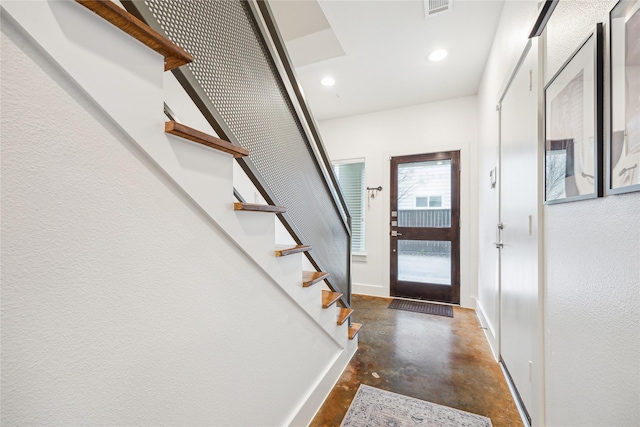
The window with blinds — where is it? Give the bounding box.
[333,161,366,254]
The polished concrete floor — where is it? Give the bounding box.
[311,295,522,427]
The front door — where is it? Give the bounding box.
[390,151,460,304]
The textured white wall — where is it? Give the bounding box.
[544,196,640,425]
[545,0,617,83]
[1,14,340,425]
[318,96,479,307]
[544,1,640,425]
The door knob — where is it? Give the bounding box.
[391,231,402,237]
[494,241,503,248]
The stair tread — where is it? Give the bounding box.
[348,323,362,340]
[234,202,286,213]
[337,307,354,325]
[302,271,329,287]
[275,245,311,257]
[75,0,193,71]
[322,290,343,309]
[165,121,248,158]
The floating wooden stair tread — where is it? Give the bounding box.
[337,308,354,326]
[234,202,286,213]
[302,271,329,288]
[275,245,311,257]
[75,0,193,71]
[322,290,343,309]
[348,323,362,340]
[165,121,248,158]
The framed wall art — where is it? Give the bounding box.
[608,0,640,194]
[544,24,604,204]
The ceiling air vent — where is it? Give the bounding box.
[425,0,452,18]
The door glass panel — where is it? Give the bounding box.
[397,160,451,228]
[397,240,451,285]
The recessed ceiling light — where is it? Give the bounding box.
[428,49,448,62]
[321,76,336,87]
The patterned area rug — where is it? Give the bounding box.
[341,385,492,427]
[388,299,454,318]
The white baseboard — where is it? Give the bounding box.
[500,360,531,427]
[475,301,499,360]
[352,283,388,298]
[287,338,358,426]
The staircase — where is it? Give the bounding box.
[1,1,359,424]
[78,0,360,342]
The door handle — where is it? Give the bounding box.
[391,231,402,237]
[494,241,503,249]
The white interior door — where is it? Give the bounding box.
[498,41,541,425]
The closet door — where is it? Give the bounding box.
[498,41,541,425]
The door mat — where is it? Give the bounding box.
[388,299,453,318]
[341,384,492,426]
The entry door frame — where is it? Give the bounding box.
[390,150,461,304]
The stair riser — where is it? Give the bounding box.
[330,322,350,343]
[318,305,340,333]
[164,72,217,138]
[262,252,305,299]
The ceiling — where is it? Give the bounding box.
[269,0,506,121]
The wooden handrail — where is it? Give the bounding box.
[75,0,193,71]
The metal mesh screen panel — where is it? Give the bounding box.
[142,0,349,294]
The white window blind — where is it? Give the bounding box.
[333,161,365,254]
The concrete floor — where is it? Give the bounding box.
[310,295,522,427]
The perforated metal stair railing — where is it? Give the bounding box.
[123,0,352,306]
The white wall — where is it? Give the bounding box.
[543,1,640,425]
[1,11,341,425]
[319,96,478,307]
